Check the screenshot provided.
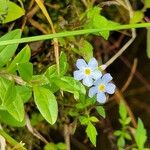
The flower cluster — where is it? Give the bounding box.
[74,58,116,104]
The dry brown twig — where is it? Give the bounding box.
[121,58,138,92]
[25,115,48,144]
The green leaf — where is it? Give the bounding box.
[56,143,66,150]
[53,76,86,99]
[68,109,79,117]
[0,0,9,23]
[73,40,93,61]
[130,11,144,24]
[96,106,106,118]
[3,1,25,23]
[114,130,122,136]
[147,28,150,58]
[0,29,21,68]
[85,6,119,40]
[135,118,147,150]
[17,62,33,81]
[0,77,16,106]
[124,132,131,140]
[86,122,97,147]
[16,85,32,103]
[145,0,150,8]
[119,102,127,120]
[45,64,57,80]
[124,117,131,125]
[45,52,68,80]
[7,45,31,73]
[31,75,49,86]
[79,116,89,125]
[44,143,57,150]
[59,51,68,76]
[6,93,24,122]
[0,110,25,127]
[117,136,125,148]
[33,86,58,124]
[90,116,99,123]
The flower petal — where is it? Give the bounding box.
[102,73,113,83]
[73,70,84,80]
[91,70,102,80]
[88,58,98,68]
[93,78,103,86]
[82,77,93,87]
[97,92,106,104]
[106,83,116,94]
[76,59,87,69]
[88,86,97,97]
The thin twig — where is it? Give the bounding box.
[104,30,136,68]
[0,129,26,150]
[29,18,47,34]
[25,115,48,144]
[104,0,136,69]
[121,58,138,92]
[0,125,6,150]
[35,0,60,75]
[64,124,71,150]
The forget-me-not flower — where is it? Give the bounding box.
[73,58,102,87]
[88,73,116,103]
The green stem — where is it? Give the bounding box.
[0,23,150,46]
[0,129,27,150]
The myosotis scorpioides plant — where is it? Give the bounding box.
[0,2,150,149]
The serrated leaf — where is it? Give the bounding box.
[86,122,97,147]
[119,102,127,120]
[0,29,21,68]
[79,116,89,125]
[7,45,31,73]
[96,106,106,118]
[17,62,33,81]
[135,118,147,149]
[33,86,58,124]
[3,1,25,23]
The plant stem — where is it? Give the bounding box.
[0,23,150,46]
[0,129,27,150]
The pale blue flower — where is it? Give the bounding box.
[74,58,102,87]
[88,73,116,103]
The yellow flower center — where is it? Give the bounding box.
[84,68,91,75]
[98,84,105,92]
